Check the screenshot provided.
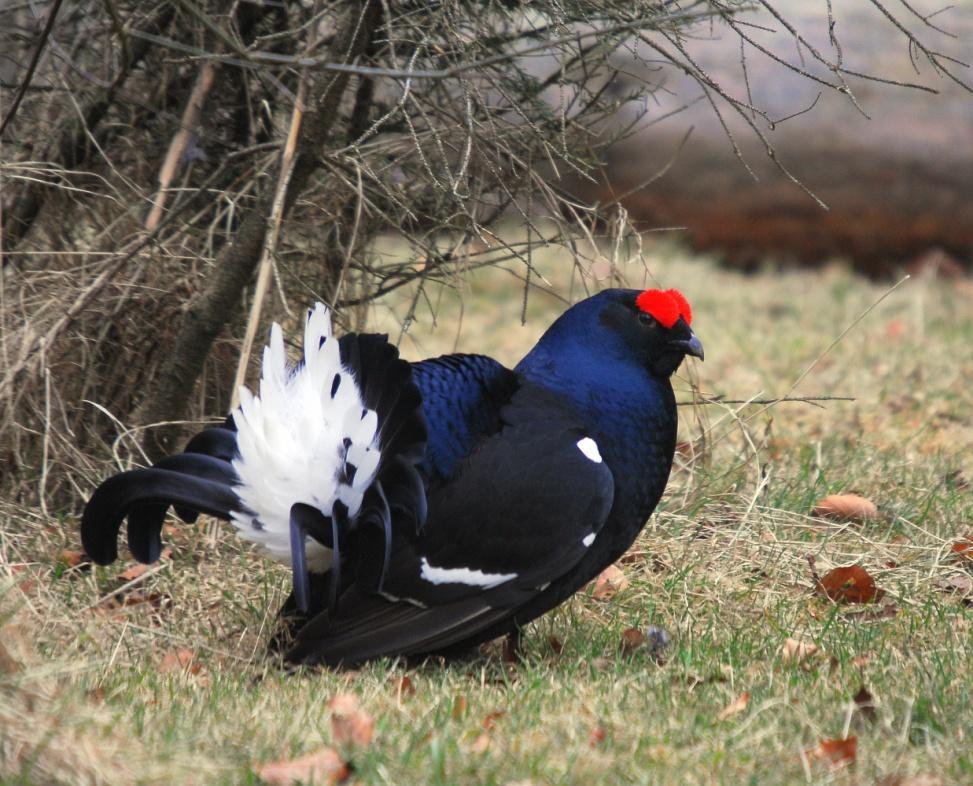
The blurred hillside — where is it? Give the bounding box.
[567,1,973,276]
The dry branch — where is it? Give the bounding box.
[144,62,218,231]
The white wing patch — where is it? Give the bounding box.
[229,304,382,571]
[576,437,602,463]
[582,532,596,547]
[419,557,517,588]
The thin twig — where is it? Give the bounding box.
[0,0,66,138]
[677,395,856,408]
[230,73,308,408]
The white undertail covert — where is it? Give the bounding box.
[229,304,383,571]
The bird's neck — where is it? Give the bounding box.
[515,343,678,480]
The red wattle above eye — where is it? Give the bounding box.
[635,288,691,329]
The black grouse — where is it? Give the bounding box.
[82,287,703,665]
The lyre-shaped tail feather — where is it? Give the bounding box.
[80,304,428,621]
[81,461,238,564]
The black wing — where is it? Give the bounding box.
[286,383,614,665]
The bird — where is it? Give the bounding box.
[81,287,702,666]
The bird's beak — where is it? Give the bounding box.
[670,331,704,361]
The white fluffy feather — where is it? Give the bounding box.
[229,304,382,572]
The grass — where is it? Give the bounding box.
[2,237,973,784]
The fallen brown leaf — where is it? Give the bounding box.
[254,747,348,785]
[806,736,857,770]
[620,627,646,654]
[950,535,973,562]
[591,564,629,600]
[451,695,468,720]
[159,648,202,675]
[392,675,415,700]
[329,694,374,748]
[57,549,87,568]
[781,638,820,665]
[482,710,505,731]
[117,548,172,582]
[814,564,884,604]
[588,726,607,747]
[470,732,491,755]
[885,318,907,340]
[812,494,878,522]
[117,563,150,581]
[716,692,750,721]
[934,571,973,599]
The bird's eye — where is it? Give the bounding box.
[638,312,656,327]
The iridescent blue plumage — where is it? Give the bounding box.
[410,354,516,484]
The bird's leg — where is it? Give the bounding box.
[288,502,332,614]
[502,627,523,663]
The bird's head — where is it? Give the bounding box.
[600,288,703,377]
[518,286,703,383]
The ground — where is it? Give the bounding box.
[2,236,972,784]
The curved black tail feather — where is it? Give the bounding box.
[82,468,238,564]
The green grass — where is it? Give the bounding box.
[3,238,972,784]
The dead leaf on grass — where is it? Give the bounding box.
[716,692,750,721]
[806,736,857,770]
[482,710,505,731]
[117,548,172,581]
[588,726,607,747]
[781,638,821,665]
[591,565,629,600]
[950,534,973,562]
[933,571,973,600]
[391,675,415,700]
[885,318,907,340]
[620,627,646,654]
[57,549,89,569]
[812,494,878,522]
[811,562,884,604]
[159,648,203,675]
[470,732,491,754]
[329,694,374,748]
[451,695,468,720]
[254,747,348,785]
